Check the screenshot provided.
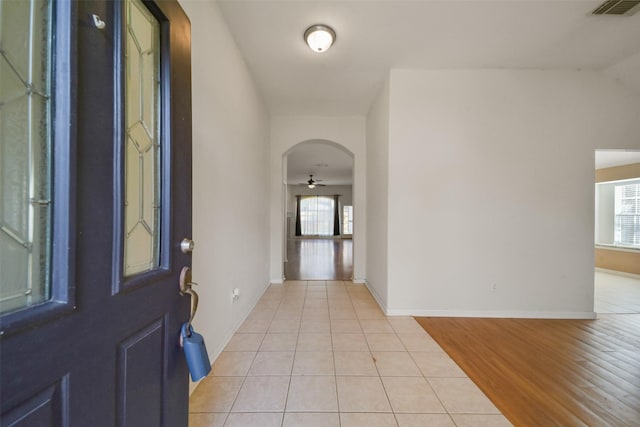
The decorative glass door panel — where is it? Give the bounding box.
[123,0,161,276]
[0,0,52,314]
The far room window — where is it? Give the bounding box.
[300,196,334,236]
[614,182,640,248]
[595,179,640,250]
[343,205,353,235]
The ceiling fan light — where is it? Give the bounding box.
[304,24,335,53]
[308,184,316,189]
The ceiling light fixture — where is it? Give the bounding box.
[304,24,336,53]
[305,174,324,189]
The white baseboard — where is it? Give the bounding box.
[353,278,366,284]
[357,279,598,320]
[362,281,390,314]
[385,309,597,319]
[270,277,284,285]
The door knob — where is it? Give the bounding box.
[180,238,195,253]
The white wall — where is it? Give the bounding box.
[605,51,640,95]
[385,69,640,318]
[595,183,615,245]
[270,116,366,283]
[365,78,390,309]
[179,0,270,390]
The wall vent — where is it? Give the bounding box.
[592,0,640,15]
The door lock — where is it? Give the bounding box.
[180,238,195,253]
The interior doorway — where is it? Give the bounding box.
[594,149,640,314]
[284,140,354,281]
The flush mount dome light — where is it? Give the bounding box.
[304,24,336,52]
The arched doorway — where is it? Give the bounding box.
[284,140,354,280]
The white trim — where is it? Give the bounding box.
[270,278,284,285]
[595,244,640,254]
[595,268,640,280]
[363,281,388,313]
[359,279,599,320]
[384,309,597,319]
[353,278,366,284]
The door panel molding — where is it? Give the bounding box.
[0,374,70,427]
[117,317,165,427]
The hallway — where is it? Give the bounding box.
[284,239,353,281]
[188,280,510,426]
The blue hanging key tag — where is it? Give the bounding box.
[181,323,211,381]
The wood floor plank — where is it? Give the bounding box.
[416,315,640,427]
[284,238,353,280]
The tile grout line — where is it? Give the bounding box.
[193,280,510,426]
[281,280,307,426]
[224,283,281,424]
[328,281,341,426]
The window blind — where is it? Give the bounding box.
[615,183,640,248]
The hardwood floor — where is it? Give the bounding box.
[416,315,640,426]
[284,238,353,281]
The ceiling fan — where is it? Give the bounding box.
[300,174,326,188]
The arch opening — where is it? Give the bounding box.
[283,139,355,280]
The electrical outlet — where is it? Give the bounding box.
[491,283,497,292]
[232,288,240,301]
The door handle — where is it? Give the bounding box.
[179,266,198,336]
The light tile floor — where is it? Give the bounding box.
[189,281,512,427]
[594,270,640,313]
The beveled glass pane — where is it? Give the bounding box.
[125,138,141,232]
[141,51,156,136]
[126,34,140,128]
[0,98,29,238]
[130,0,153,53]
[0,0,52,314]
[141,145,155,226]
[0,0,30,84]
[123,0,161,277]
[0,55,26,103]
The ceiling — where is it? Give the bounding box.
[217,1,640,184]
[218,0,640,116]
[287,141,353,186]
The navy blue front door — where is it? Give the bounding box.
[0,1,192,425]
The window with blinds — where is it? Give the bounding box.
[614,182,640,248]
